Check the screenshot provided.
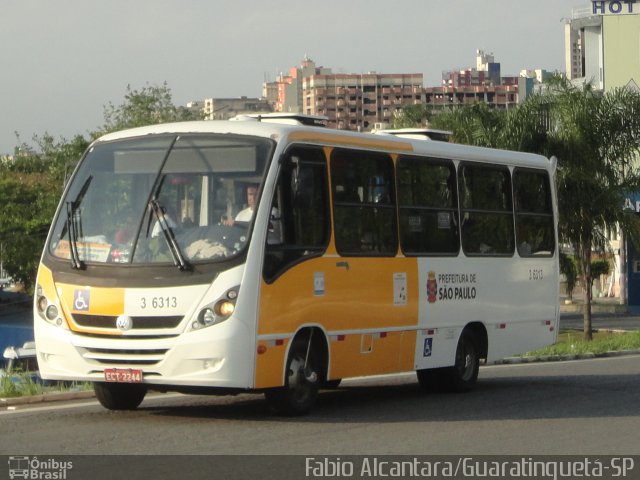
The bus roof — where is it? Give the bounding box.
[373,128,453,142]
[95,120,552,171]
[230,113,329,127]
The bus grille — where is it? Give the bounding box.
[81,347,168,366]
[72,314,183,330]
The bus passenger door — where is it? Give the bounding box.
[256,145,332,388]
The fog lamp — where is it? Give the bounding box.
[199,308,216,326]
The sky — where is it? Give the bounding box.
[0,0,589,155]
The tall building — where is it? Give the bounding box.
[424,50,527,110]
[262,56,332,113]
[303,72,423,130]
[264,57,423,131]
[564,1,640,91]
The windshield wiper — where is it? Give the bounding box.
[149,199,190,271]
[65,175,93,269]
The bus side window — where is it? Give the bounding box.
[514,169,555,257]
[331,149,397,256]
[397,155,459,256]
[263,146,330,282]
[459,163,514,256]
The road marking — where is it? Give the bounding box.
[0,393,186,416]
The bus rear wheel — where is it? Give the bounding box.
[94,382,147,410]
[265,337,319,416]
[442,331,480,392]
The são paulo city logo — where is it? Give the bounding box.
[427,271,478,303]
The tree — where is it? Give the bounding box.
[3,82,198,292]
[392,105,431,129]
[547,80,640,340]
[430,102,505,147]
[95,82,203,137]
[0,134,89,292]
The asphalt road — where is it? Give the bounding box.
[2,354,640,456]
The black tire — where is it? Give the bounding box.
[265,337,319,416]
[94,382,147,410]
[416,367,445,391]
[441,331,480,392]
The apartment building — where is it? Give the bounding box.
[262,57,422,130]
[423,50,529,110]
[302,73,423,130]
[263,56,332,113]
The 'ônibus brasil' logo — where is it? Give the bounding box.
[427,271,438,304]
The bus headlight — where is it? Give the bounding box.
[35,283,67,329]
[45,305,59,321]
[193,287,238,330]
[37,295,48,314]
[215,300,235,317]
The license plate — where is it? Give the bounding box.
[104,368,143,383]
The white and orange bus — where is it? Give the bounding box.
[34,116,558,414]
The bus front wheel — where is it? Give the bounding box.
[94,382,147,410]
[265,337,319,416]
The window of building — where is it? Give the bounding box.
[331,149,397,256]
[397,156,459,255]
[263,146,330,282]
[513,169,555,257]
[459,163,514,256]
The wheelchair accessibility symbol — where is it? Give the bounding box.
[73,289,90,311]
[423,338,433,357]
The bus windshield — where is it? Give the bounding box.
[48,134,274,266]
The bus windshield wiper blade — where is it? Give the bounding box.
[149,199,190,271]
[66,202,82,269]
[65,175,93,270]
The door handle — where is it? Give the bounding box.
[336,261,350,271]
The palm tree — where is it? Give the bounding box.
[430,79,640,340]
[546,79,640,339]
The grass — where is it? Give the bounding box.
[523,330,640,357]
[0,369,91,398]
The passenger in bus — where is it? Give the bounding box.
[114,213,137,245]
[517,223,533,256]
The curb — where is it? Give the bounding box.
[0,390,95,407]
[560,304,629,315]
[496,348,640,365]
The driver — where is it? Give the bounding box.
[223,184,258,225]
[223,184,281,244]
